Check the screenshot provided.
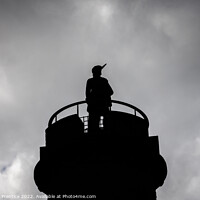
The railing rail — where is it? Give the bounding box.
[48,100,149,128]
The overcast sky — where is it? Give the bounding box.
[0,0,200,199]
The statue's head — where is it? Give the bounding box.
[92,64,106,77]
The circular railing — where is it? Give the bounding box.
[48,100,149,128]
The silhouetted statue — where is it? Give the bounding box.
[86,64,113,132]
[34,68,167,199]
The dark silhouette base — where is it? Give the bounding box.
[34,110,167,200]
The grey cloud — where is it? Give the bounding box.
[0,0,200,199]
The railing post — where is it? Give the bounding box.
[77,104,79,117]
[134,109,136,116]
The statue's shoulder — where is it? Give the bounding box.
[87,78,93,83]
[100,77,108,82]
